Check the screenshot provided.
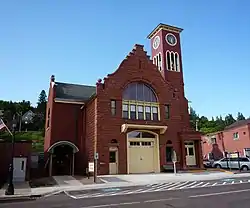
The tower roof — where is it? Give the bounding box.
[147,23,183,39]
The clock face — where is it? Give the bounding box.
[153,36,160,49]
[166,33,177,46]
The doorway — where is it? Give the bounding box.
[53,145,73,175]
[47,141,79,176]
[109,147,118,174]
[185,141,196,166]
[13,157,27,182]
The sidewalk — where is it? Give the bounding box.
[1,171,250,203]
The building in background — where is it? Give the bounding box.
[202,119,250,160]
[44,23,203,176]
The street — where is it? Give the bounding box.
[1,179,250,208]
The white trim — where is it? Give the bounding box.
[121,123,167,134]
[126,130,160,174]
[54,98,85,104]
[165,33,177,46]
[47,140,79,153]
[153,36,160,50]
[166,50,180,72]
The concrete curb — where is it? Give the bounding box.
[0,194,41,204]
[0,190,63,204]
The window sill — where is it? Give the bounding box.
[122,118,160,122]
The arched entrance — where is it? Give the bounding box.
[127,130,160,174]
[47,141,79,176]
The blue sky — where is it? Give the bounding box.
[0,0,249,119]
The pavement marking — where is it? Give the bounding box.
[167,181,189,190]
[190,182,204,188]
[80,189,250,207]
[201,182,210,187]
[179,181,197,189]
[189,188,250,198]
[81,201,141,208]
[67,178,250,199]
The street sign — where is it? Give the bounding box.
[94,152,99,160]
[88,162,94,172]
[172,150,177,175]
[172,150,177,162]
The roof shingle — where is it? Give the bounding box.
[55,82,96,102]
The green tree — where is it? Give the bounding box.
[224,114,236,126]
[189,107,199,130]
[236,112,245,121]
[36,90,47,132]
[37,90,47,113]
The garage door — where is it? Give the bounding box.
[128,141,155,174]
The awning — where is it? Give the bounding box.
[121,124,168,134]
[47,140,79,153]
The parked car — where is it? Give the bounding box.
[212,157,250,171]
[203,159,213,168]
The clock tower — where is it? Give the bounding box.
[147,23,184,92]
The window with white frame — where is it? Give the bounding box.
[122,82,160,121]
[233,132,239,140]
[153,53,162,71]
[166,51,180,72]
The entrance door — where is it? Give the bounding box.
[13,157,27,182]
[109,149,118,174]
[128,141,155,173]
[185,142,196,166]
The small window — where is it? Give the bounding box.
[152,106,158,121]
[122,104,128,118]
[130,105,136,120]
[21,161,25,171]
[165,104,170,119]
[233,132,239,140]
[145,106,151,120]
[240,158,250,162]
[109,151,116,163]
[188,147,194,156]
[138,105,144,120]
[111,100,116,116]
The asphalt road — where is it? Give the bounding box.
[2,181,250,208]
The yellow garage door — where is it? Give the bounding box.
[128,141,155,174]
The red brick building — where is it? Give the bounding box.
[44,23,203,176]
[202,119,250,160]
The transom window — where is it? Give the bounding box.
[127,131,156,138]
[122,82,160,121]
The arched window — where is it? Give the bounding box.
[166,51,180,72]
[122,82,160,121]
[174,52,180,72]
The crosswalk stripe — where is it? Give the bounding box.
[167,181,190,190]
[190,182,204,188]
[179,181,197,189]
[201,182,210,187]
[66,178,250,199]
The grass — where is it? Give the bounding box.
[0,131,44,152]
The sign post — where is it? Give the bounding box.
[94,152,99,183]
[172,150,177,175]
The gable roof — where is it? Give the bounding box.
[54,82,96,102]
[224,118,250,130]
